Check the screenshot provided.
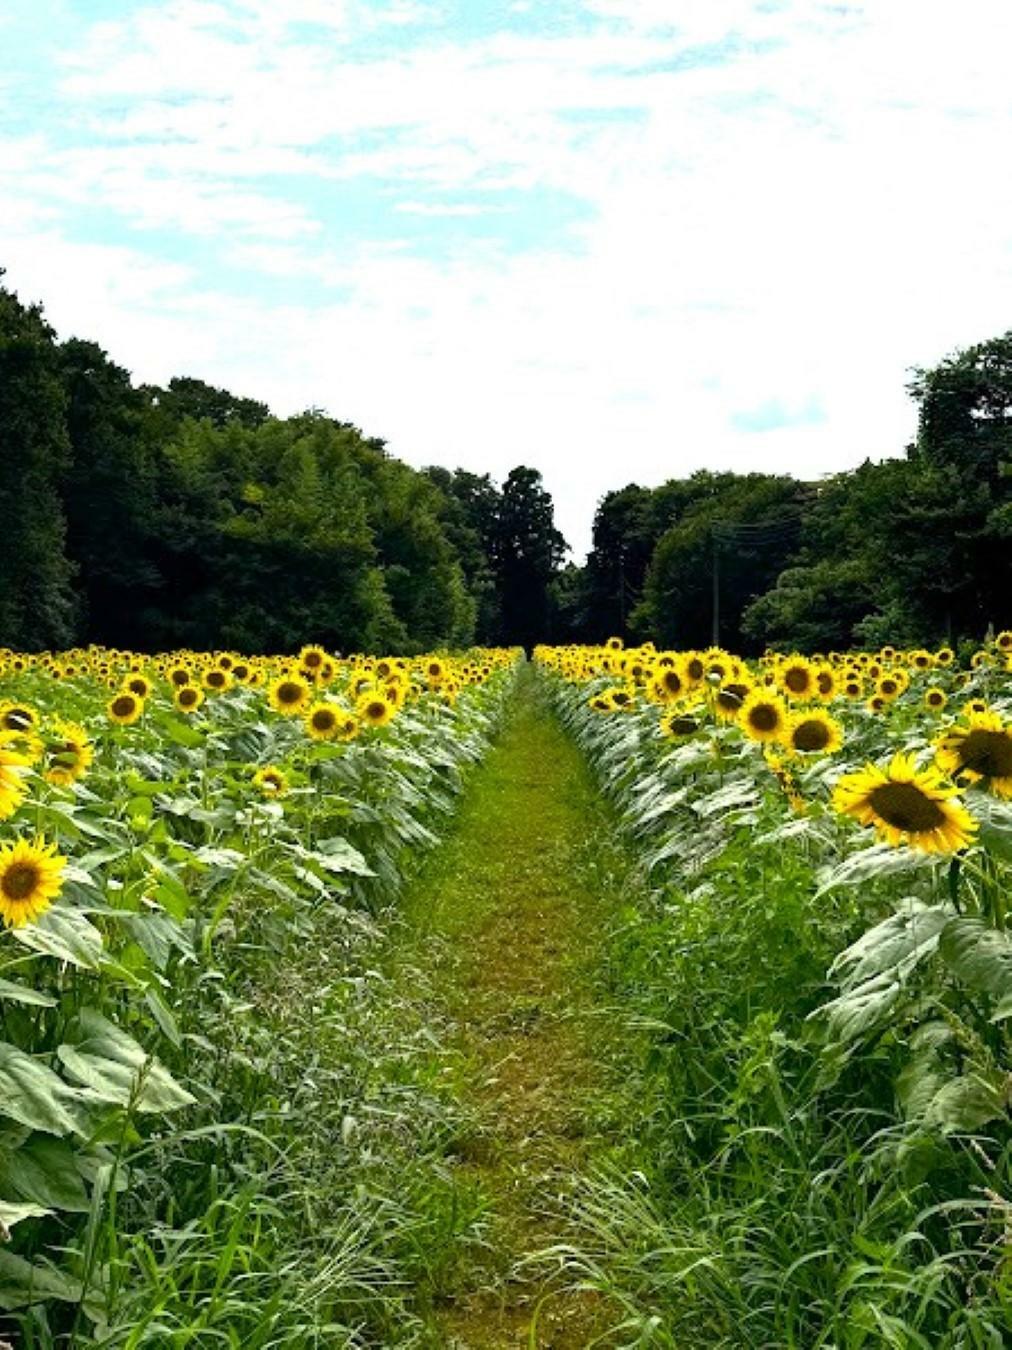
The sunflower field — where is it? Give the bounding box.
[0,643,519,1344]
[535,636,1012,1345]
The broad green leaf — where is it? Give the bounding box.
[12,905,104,970]
[830,900,950,986]
[2,1134,90,1212]
[58,1009,195,1114]
[0,1200,50,1230]
[0,1044,85,1136]
[923,1072,1007,1133]
[301,837,374,877]
[815,843,938,897]
[0,1249,85,1310]
[938,918,1012,1000]
[815,973,904,1044]
[0,977,57,1008]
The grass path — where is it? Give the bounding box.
[394,668,627,1347]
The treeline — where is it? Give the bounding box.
[3,269,1009,655]
[559,331,1012,652]
[0,275,564,654]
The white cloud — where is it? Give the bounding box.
[3,0,1012,555]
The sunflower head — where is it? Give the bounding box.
[356,693,396,728]
[0,836,66,928]
[779,657,815,700]
[924,687,947,712]
[45,721,93,787]
[739,689,789,743]
[108,691,144,726]
[175,685,205,714]
[253,765,289,798]
[269,674,312,716]
[305,703,340,741]
[784,709,843,755]
[935,710,1012,799]
[832,753,976,853]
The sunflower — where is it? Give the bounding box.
[935,647,955,667]
[0,836,66,929]
[660,708,700,738]
[779,656,816,700]
[125,673,152,699]
[0,745,30,820]
[356,692,396,728]
[935,710,1012,799]
[107,691,144,726]
[253,765,289,797]
[651,667,686,702]
[336,713,360,743]
[305,703,340,741]
[44,721,93,787]
[0,702,38,733]
[168,664,193,689]
[832,753,976,853]
[175,685,205,715]
[680,652,707,687]
[996,630,1012,653]
[784,709,843,755]
[739,689,789,743]
[604,686,636,712]
[714,680,751,721]
[268,674,312,716]
[924,687,947,712]
[203,667,232,692]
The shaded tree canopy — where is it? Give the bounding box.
[1,269,1008,655]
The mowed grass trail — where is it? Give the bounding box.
[393,668,627,1347]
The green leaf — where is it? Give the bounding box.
[0,977,57,1008]
[0,1249,85,1310]
[0,1200,50,1230]
[830,900,951,987]
[2,1135,90,1212]
[923,1072,1007,1133]
[12,905,104,970]
[0,1044,85,1136]
[58,1009,195,1114]
[816,973,904,1044]
[300,837,374,877]
[938,918,1012,1000]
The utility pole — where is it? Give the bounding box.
[711,531,720,646]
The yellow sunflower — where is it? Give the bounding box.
[0,836,67,929]
[175,685,205,715]
[784,709,843,755]
[356,692,396,728]
[832,753,976,853]
[268,674,312,716]
[0,745,30,820]
[203,667,232,692]
[336,713,360,743]
[924,687,947,713]
[305,703,341,742]
[107,691,144,726]
[651,667,687,702]
[253,765,289,797]
[739,689,790,744]
[0,702,38,734]
[660,708,701,738]
[713,680,751,722]
[935,710,1012,799]
[44,721,93,787]
[779,656,816,701]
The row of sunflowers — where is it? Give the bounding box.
[535,637,1010,1344]
[0,644,519,1339]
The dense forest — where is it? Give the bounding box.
[1,270,1009,654]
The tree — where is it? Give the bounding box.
[492,467,568,649]
[0,279,77,648]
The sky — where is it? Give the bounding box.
[2,1,1012,557]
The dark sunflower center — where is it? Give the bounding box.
[784,668,809,692]
[817,673,833,694]
[868,782,946,832]
[881,680,897,695]
[171,670,190,686]
[278,682,302,704]
[669,716,697,735]
[313,710,337,730]
[957,729,1012,778]
[748,703,779,732]
[367,702,386,719]
[663,672,683,694]
[207,672,225,687]
[180,689,198,706]
[792,719,830,752]
[2,862,39,902]
[687,659,704,681]
[112,697,136,718]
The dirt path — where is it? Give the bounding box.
[398,670,624,1347]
